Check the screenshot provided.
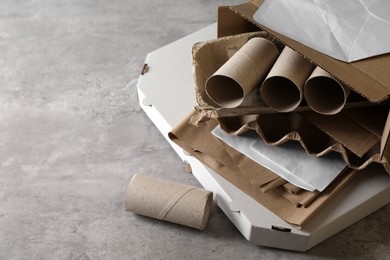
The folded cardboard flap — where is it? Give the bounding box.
[276,187,320,208]
[345,107,388,138]
[218,0,390,103]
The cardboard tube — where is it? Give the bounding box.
[205,37,280,108]
[125,174,213,230]
[260,46,315,112]
[304,66,351,115]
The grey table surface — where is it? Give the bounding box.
[0,0,389,259]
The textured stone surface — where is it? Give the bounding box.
[0,0,388,259]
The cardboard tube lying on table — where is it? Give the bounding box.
[205,37,280,108]
[125,174,213,230]
[304,66,350,115]
[260,46,315,112]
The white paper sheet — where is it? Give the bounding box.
[253,0,390,62]
[212,126,347,192]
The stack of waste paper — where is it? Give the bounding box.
[136,0,390,251]
[170,0,390,228]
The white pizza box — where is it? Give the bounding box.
[136,24,390,251]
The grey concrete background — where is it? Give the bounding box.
[0,0,388,259]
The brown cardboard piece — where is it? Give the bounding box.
[206,37,279,108]
[218,0,390,104]
[283,182,302,194]
[304,66,351,115]
[190,2,390,174]
[193,106,389,170]
[260,177,287,193]
[125,174,213,230]
[255,109,389,168]
[276,188,320,208]
[300,111,380,158]
[169,110,357,227]
[260,46,315,112]
[344,107,388,138]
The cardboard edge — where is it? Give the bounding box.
[217,4,260,38]
[380,111,390,173]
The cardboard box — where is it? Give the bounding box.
[136,24,390,251]
[218,0,390,103]
[190,1,390,174]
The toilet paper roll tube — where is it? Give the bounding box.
[125,174,213,230]
[304,66,350,115]
[205,37,280,108]
[260,46,315,112]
